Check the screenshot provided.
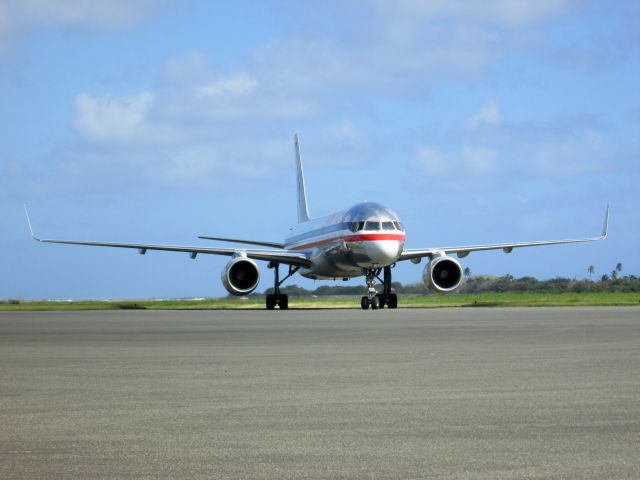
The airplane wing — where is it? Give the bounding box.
[399,206,609,262]
[24,208,311,268]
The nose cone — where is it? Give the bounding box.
[364,240,402,266]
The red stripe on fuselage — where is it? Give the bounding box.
[343,233,405,242]
[289,233,405,251]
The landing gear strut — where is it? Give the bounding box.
[360,266,398,310]
[266,263,298,310]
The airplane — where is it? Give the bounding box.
[25,135,609,310]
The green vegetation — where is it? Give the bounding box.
[266,273,640,296]
[4,271,638,311]
[1,291,638,311]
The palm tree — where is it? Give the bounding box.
[463,267,471,278]
[616,263,623,274]
[587,265,595,278]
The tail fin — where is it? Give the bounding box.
[294,134,310,223]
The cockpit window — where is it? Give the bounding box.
[393,221,403,231]
[349,221,365,232]
[365,221,381,231]
[382,221,395,231]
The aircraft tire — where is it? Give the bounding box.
[266,294,276,310]
[371,296,380,310]
[279,294,289,310]
[376,293,386,308]
[361,296,370,310]
[388,294,398,309]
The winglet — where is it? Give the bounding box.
[23,205,41,241]
[601,204,609,239]
[294,134,310,223]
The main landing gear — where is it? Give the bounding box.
[361,266,398,310]
[266,263,299,310]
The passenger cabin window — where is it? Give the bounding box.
[382,221,395,231]
[365,221,381,231]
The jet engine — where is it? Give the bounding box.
[221,256,260,296]
[423,255,463,293]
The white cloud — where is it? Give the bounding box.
[326,120,368,149]
[466,101,503,129]
[63,52,317,189]
[72,92,155,143]
[197,74,257,98]
[58,2,576,190]
[70,53,313,147]
[0,0,178,50]
[253,1,569,96]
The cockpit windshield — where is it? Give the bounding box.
[349,221,365,232]
[382,221,395,231]
[347,220,402,232]
[365,221,381,231]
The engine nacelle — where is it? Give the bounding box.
[221,257,260,296]
[423,255,463,293]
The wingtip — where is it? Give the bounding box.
[23,204,40,241]
[602,204,610,239]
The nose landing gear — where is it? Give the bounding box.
[361,269,380,310]
[360,266,398,310]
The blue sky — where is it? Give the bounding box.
[1,0,638,299]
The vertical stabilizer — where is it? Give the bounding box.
[294,134,310,223]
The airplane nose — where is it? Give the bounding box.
[364,240,402,266]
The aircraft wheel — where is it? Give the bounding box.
[388,293,398,309]
[376,293,386,308]
[266,294,276,310]
[279,294,289,310]
[371,296,380,310]
[361,296,370,310]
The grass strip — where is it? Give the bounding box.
[1,292,639,311]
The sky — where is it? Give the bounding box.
[1,0,638,300]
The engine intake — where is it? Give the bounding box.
[222,257,260,295]
[423,255,463,293]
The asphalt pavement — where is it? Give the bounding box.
[1,307,639,479]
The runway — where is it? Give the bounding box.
[1,307,639,479]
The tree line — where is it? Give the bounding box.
[262,270,639,297]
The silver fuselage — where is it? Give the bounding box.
[284,202,405,279]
